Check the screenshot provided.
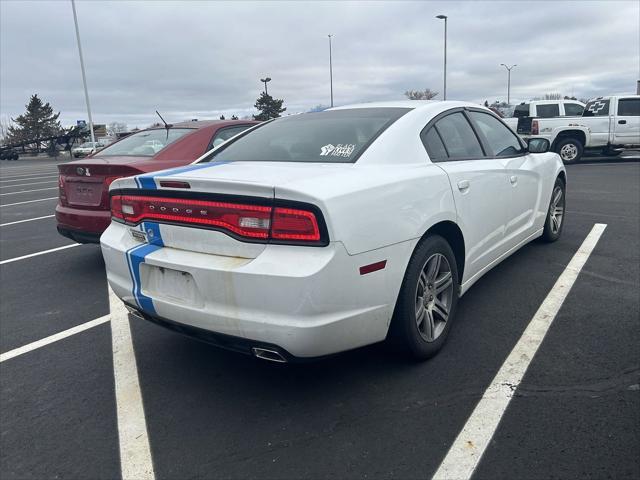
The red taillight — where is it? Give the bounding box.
[111,195,125,220]
[271,207,320,241]
[58,175,67,203]
[110,195,324,244]
[531,120,539,135]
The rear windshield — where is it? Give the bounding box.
[204,108,411,163]
[95,128,192,157]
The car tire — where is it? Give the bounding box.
[389,235,459,360]
[555,138,583,164]
[540,177,566,243]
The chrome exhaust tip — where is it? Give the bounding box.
[252,347,287,363]
[125,305,145,320]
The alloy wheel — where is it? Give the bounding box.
[415,253,454,342]
[560,144,578,162]
[549,185,565,234]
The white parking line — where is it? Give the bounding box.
[0,243,81,265]
[432,223,607,480]
[0,187,58,196]
[0,197,58,207]
[0,315,110,363]
[0,169,60,177]
[0,180,58,188]
[0,215,55,227]
[0,175,58,183]
[109,287,156,480]
[0,283,155,479]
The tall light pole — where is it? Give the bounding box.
[328,34,334,107]
[71,0,95,144]
[260,77,271,95]
[436,14,447,100]
[500,63,517,105]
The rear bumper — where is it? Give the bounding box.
[101,221,412,358]
[125,303,300,362]
[56,204,111,242]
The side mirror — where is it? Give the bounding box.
[528,138,550,153]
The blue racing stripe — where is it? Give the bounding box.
[129,243,163,314]
[125,221,165,315]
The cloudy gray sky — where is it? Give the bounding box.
[1,0,638,128]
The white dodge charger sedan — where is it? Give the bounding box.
[101,101,566,362]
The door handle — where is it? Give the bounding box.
[618,120,627,124]
[457,180,470,192]
[510,175,518,185]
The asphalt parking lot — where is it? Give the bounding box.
[1,155,638,480]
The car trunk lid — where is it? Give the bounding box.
[110,161,345,258]
[58,157,148,209]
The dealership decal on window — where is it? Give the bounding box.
[320,143,356,158]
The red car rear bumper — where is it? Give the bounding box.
[55,204,111,244]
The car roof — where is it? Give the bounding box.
[330,100,481,117]
[146,119,258,132]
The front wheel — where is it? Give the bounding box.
[389,235,459,360]
[556,138,583,164]
[540,178,566,242]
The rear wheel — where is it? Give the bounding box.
[541,178,566,242]
[556,138,583,164]
[390,235,459,360]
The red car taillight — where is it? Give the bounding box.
[58,174,67,204]
[271,207,320,241]
[531,120,539,135]
[110,195,324,244]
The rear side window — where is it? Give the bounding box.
[205,108,410,163]
[536,104,560,118]
[513,104,530,118]
[208,125,252,150]
[434,113,484,160]
[95,128,192,157]
[468,111,524,157]
[422,128,448,161]
[564,103,584,116]
[617,98,640,116]
[583,99,610,116]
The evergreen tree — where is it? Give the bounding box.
[253,92,286,121]
[6,94,62,150]
[220,115,226,120]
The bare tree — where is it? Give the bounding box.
[107,121,127,136]
[0,116,14,144]
[404,88,439,100]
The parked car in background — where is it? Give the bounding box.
[57,119,258,243]
[72,141,106,158]
[0,147,19,160]
[101,101,565,362]
[524,95,640,163]
[503,99,585,136]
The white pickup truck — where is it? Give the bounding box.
[503,100,585,136]
[510,95,640,163]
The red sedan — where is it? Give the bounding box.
[56,120,258,243]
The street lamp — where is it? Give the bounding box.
[328,34,334,108]
[500,64,517,105]
[435,14,447,100]
[70,0,95,145]
[260,77,272,95]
